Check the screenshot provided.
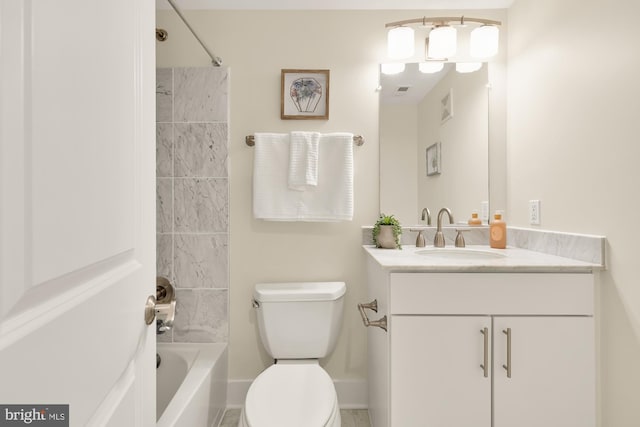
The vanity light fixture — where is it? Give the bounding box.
[470,25,500,58]
[387,26,415,59]
[385,16,501,61]
[428,25,457,58]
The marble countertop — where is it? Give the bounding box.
[363,245,603,273]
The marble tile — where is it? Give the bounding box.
[156,123,173,177]
[365,226,490,248]
[173,289,228,342]
[156,178,173,233]
[174,233,228,289]
[174,178,229,233]
[156,68,173,122]
[174,123,228,177]
[174,67,228,122]
[508,227,605,266]
[156,233,173,282]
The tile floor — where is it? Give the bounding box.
[219,408,371,427]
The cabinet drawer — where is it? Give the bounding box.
[390,273,593,315]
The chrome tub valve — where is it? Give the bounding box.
[145,277,177,334]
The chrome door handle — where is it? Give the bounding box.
[358,299,387,332]
[145,295,157,325]
[480,327,489,378]
[502,328,512,378]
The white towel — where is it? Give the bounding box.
[252,132,354,222]
[288,131,320,190]
[253,133,297,220]
[299,132,353,221]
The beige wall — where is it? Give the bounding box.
[379,103,418,225]
[507,0,640,425]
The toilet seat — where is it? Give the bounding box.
[241,363,340,427]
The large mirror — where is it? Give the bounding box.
[379,62,489,226]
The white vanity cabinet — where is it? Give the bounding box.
[365,260,596,427]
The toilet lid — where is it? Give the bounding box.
[245,364,337,427]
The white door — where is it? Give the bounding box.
[493,317,596,427]
[391,316,492,427]
[0,0,156,426]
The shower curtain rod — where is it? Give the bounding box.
[166,0,222,66]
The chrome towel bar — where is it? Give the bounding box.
[246,134,364,147]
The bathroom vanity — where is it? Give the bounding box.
[363,245,601,427]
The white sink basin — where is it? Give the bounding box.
[415,248,506,260]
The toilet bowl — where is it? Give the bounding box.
[239,282,346,427]
[239,362,340,427]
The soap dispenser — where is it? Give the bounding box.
[489,211,507,249]
[468,211,482,226]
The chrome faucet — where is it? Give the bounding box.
[421,208,432,225]
[415,208,432,247]
[434,207,454,248]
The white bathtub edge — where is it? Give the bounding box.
[226,378,368,409]
[157,343,228,427]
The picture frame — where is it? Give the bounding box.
[441,88,453,123]
[281,69,330,120]
[426,142,441,176]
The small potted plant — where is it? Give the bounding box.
[373,213,402,249]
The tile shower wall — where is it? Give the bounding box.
[156,67,229,343]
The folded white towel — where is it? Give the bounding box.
[253,133,296,220]
[288,131,320,190]
[253,132,354,222]
[299,132,353,221]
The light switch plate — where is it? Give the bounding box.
[529,200,541,225]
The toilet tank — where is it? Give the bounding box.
[253,282,346,359]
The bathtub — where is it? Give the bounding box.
[157,343,228,427]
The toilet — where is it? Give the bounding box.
[239,281,346,427]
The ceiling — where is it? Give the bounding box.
[380,63,452,105]
[156,0,514,10]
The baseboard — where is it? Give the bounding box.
[334,379,369,409]
[226,380,250,409]
[227,378,368,409]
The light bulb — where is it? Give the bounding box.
[387,26,415,60]
[470,25,499,58]
[428,26,457,59]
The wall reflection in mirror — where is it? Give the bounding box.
[379,62,489,226]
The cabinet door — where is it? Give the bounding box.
[391,316,492,427]
[493,317,595,427]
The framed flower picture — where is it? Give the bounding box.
[281,69,330,120]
